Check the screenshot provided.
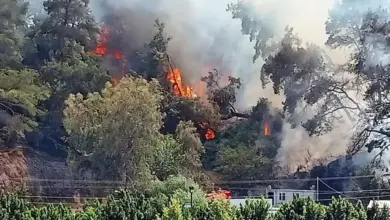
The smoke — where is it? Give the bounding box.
[27,0,390,171]
[88,0,356,170]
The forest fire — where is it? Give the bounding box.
[167,67,196,98]
[166,68,216,140]
[90,26,127,85]
[91,26,109,56]
[200,122,216,140]
[264,120,271,136]
[205,128,216,140]
[92,26,215,140]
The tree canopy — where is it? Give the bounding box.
[3,0,390,197]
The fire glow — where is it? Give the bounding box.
[167,67,216,140]
[200,122,216,140]
[92,25,215,141]
[92,26,109,56]
[90,26,126,84]
[264,120,271,136]
[167,67,196,98]
[207,189,232,200]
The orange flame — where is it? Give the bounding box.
[207,189,232,200]
[90,25,127,85]
[200,122,216,140]
[205,128,216,140]
[114,50,122,59]
[92,26,108,56]
[167,68,196,98]
[264,120,271,136]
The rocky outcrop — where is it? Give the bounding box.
[0,148,28,192]
[0,147,72,195]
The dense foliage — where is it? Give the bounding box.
[3,0,390,209]
[1,191,389,220]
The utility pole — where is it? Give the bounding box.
[316,177,319,202]
[189,186,194,208]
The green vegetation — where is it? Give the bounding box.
[1,192,389,220]
[2,0,390,218]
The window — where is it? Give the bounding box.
[279,192,286,201]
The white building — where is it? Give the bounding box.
[266,188,316,206]
[367,200,390,209]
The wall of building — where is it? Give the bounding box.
[270,189,316,206]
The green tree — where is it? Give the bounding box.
[174,121,204,178]
[23,0,108,156]
[152,121,205,181]
[152,134,182,180]
[95,189,164,220]
[147,175,207,208]
[142,19,172,81]
[0,194,33,219]
[25,0,98,64]
[208,199,237,220]
[161,94,221,136]
[236,199,271,220]
[228,0,361,139]
[214,144,273,181]
[158,198,184,220]
[201,69,244,119]
[274,196,325,220]
[227,0,276,62]
[325,197,366,220]
[27,54,109,155]
[367,203,390,220]
[63,76,163,181]
[203,98,283,182]
[0,68,50,147]
[0,0,28,68]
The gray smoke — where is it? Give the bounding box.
[27,0,390,171]
[87,0,359,171]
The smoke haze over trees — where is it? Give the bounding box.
[2,0,390,200]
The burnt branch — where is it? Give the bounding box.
[221,109,250,120]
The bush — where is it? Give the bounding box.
[94,189,164,220]
[236,198,271,220]
[274,196,325,220]
[0,190,389,220]
[367,202,390,220]
[157,199,184,220]
[325,197,366,220]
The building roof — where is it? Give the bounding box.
[367,200,390,209]
[269,189,315,193]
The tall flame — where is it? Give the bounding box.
[167,68,196,98]
[92,26,216,140]
[264,120,271,136]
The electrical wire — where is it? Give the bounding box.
[7,173,388,185]
[216,173,390,185]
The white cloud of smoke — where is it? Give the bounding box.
[87,0,362,171]
[27,0,390,171]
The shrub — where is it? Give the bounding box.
[236,198,271,220]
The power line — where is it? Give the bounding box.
[225,187,390,196]
[318,178,357,200]
[7,173,388,185]
[216,173,390,185]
